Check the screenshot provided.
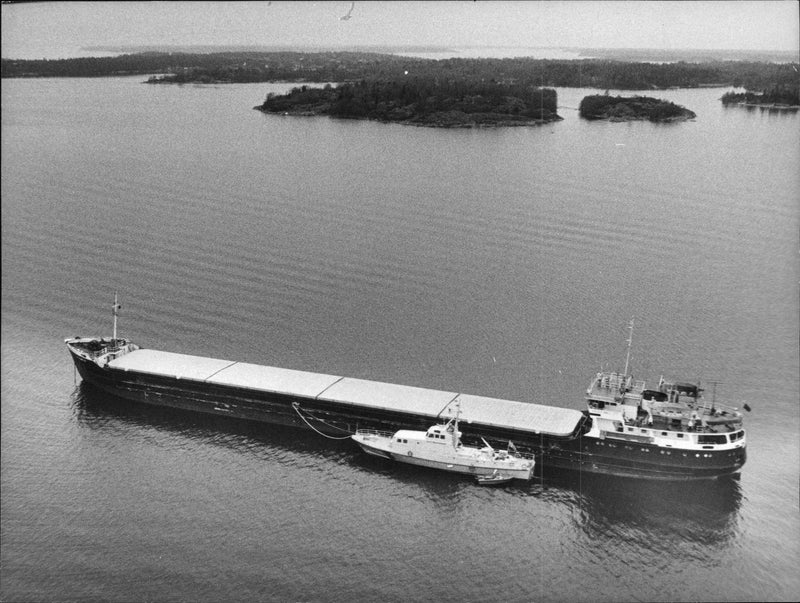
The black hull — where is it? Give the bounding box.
[569,437,745,481]
[69,350,745,481]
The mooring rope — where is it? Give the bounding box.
[292,403,354,440]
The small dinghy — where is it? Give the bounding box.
[475,471,514,486]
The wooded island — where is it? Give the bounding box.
[256,80,560,127]
[578,95,696,122]
[720,85,800,109]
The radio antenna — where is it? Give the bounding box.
[623,318,634,376]
[112,292,121,344]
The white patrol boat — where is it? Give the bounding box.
[351,403,535,481]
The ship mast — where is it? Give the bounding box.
[112,292,121,345]
[451,398,462,450]
[623,318,634,376]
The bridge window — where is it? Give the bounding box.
[698,434,728,445]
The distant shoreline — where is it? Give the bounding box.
[3,52,797,96]
[720,89,800,111]
[72,45,800,64]
[727,102,800,110]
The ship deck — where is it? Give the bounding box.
[109,349,583,437]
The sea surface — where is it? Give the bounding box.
[2,75,798,602]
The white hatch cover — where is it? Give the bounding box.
[110,349,583,436]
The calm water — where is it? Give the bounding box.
[2,76,798,602]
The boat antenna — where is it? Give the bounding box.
[707,380,722,410]
[623,318,634,376]
[112,292,121,344]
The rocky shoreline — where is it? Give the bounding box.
[257,106,562,128]
[601,112,695,123]
[726,102,799,111]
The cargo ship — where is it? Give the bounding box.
[65,300,746,480]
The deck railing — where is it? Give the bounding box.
[355,428,394,438]
[691,398,742,416]
[88,342,131,359]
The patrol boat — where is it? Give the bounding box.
[351,402,535,481]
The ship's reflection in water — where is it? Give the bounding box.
[71,381,742,546]
[69,381,356,460]
[547,470,743,545]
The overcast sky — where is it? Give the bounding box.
[2,1,798,60]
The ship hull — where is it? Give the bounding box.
[565,437,745,481]
[68,347,576,445]
[68,349,745,481]
[388,450,531,479]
